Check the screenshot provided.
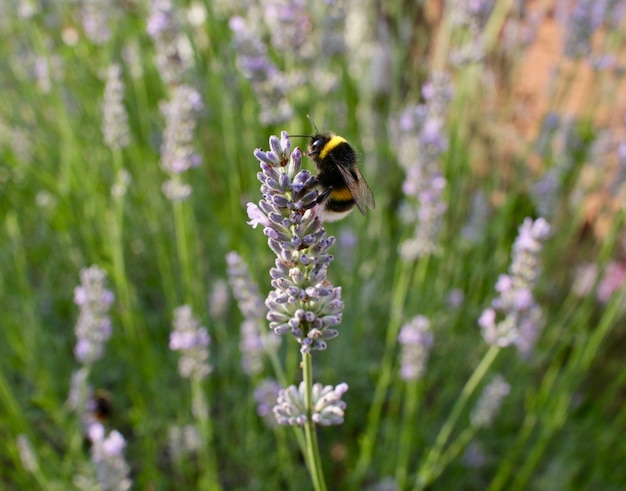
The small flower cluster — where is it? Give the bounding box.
[229,16,294,125]
[81,0,114,45]
[262,0,313,59]
[478,217,551,354]
[450,0,494,64]
[470,374,510,428]
[88,423,132,491]
[73,266,115,365]
[273,382,348,427]
[393,72,454,260]
[562,0,602,60]
[169,305,212,380]
[247,132,344,354]
[397,315,434,381]
[253,378,281,427]
[147,0,192,85]
[159,85,203,201]
[102,63,130,151]
[226,251,281,376]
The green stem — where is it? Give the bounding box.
[395,379,422,490]
[352,257,421,485]
[173,197,193,305]
[192,378,222,491]
[414,344,500,490]
[302,353,327,491]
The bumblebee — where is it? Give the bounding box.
[304,128,375,222]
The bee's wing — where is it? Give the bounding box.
[336,163,376,215]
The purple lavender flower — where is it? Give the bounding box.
[262,0,313,58]
[147,0,192,85]
[393,72,454,260]
[397,315,434,381]
[73,266,114,365]
[248,132,344,354]
[102,64,130,150]
[562,0,602,59]
[169,305,212,380]
[478,217,550,354]
[470,374,510,428]
[81,0,114,45]
[226,251,281,375]
[159,85,203,201]
[229,16,294,125]
[273,381,348,426]
[254,378,282,427]
[88,423,132,491]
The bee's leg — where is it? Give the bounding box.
[316,187,332,204]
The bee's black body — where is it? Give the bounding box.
[306,132,375,222]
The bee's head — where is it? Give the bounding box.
[307,133,331,160]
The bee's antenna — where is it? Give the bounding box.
[306,114,319,133]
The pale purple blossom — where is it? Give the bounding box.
[73,266,114,365]
[159,85,203,201]
[393,73,453,260]
[248,133,344,353]
[226,251,281,375]
[254,378,282,427]
[397,315,433,381]
[471,374,510,428]
[102,64,130,150]
[478,217,550,354]
[88,423,132,491]
[229,15,294,125]
[169,305,212,380]
[273,381,348,426]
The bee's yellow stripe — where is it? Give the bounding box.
[330,187,353,201]
[319,136,347,159]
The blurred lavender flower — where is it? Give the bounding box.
[248,132,344,353]
[159,85,203,201]
[450,0,495,64]
[397,315,434,381]
[273,381,348,426]
[81,0,114,45]
[88,423,132,491]
[102,64,130,151]
[167,424,203,462]
[262,0,313,58]
[147,0,192,85]
[562,0,602,59]
[321,0,347,57]
[532,116,580,217]
[461,442,486,468]
[169,305,212,380]
[478,217,550,354]
[73,266,114,365]
[470,374,510,428]
[229,16,294,125]
[393,72,454,260]
[16,434,39,474]
[572,262,598,297]
[254,378,281,427]
[597,260,626,303]
[226,251,281,375]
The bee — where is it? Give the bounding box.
[297,118,375,222]
[89,389,113,422]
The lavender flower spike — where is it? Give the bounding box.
[73,266,115,365]
[273,381,349,427]
[249,132,344,354]
[88,422,132,491]
[398,315,434,381]
[169,305,212,380]
[470,374,511,428]
[478,217,550,353]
